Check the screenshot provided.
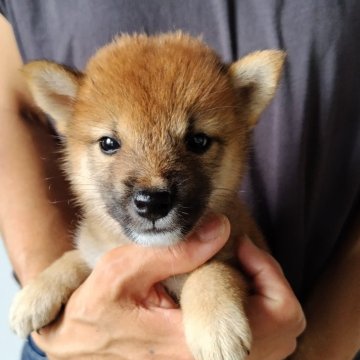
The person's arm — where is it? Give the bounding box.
[31,216,305,360]
[0,14,74,285]
[237,237,306,359]
[291,210,360,360]
[32,215,230,360]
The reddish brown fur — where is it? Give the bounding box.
[65,34,250,238]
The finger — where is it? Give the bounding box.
[237,236,294,301]
[238,239,305,341]
[97,214,230,296]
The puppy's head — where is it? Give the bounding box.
[23,33,284,246]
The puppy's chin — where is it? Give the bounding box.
[130,229,183,247]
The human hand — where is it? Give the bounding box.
[237,237,306,360]
[32,214,230,360]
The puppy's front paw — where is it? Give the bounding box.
[181,261,252,360]
[9,250,90,338]
[185,303,251,360]
[9,279,64,338]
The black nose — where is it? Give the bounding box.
[133,190,173,221]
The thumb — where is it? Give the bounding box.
[105,214,230,296]
[142,213,230,285]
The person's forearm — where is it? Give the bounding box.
[0,109,74,285]
[0,15,74,285]
[292,212,360,359]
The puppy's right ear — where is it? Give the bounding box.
[22,61,83,135]
[229,50,285,128]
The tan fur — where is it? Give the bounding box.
[10,250,89,335]
[10,33,285,359]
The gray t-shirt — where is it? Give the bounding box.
[1,0,359,299]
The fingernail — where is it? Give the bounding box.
[196,214,226,242]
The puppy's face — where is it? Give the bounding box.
[24,33,284,246]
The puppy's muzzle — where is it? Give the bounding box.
[133,189,174,221]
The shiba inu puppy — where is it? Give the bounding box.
[10,33,285,359]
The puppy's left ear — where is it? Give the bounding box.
[22,61,83,135]
[229,50,286,128]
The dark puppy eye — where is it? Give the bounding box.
[99,136,121,155]
[186,133,212,154]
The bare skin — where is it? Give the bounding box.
[32,217,305,360]
[0,15,74,285]
[33,216,230,360]
[238,237,305,360]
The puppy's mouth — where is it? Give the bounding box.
[105,195,207,247]
[103,170,211,247]
[123,207,197,247]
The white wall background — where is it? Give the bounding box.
[0,241,23,359]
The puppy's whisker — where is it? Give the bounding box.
[48,199,77,205]
[212,187,236,193]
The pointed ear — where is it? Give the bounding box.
[229,50,286,128]
[22,61,83,135]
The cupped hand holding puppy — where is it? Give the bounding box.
[238,237,306,359]
[32,214,305,360]
[32,214,230,360]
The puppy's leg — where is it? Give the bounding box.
[181,261,251,360]
[9,249,90,337]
